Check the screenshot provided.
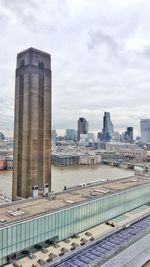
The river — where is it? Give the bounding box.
[0,165,133,198]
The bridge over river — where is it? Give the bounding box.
[102,160,150,172]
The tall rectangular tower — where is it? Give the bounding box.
[12,48,51,200]
[77,117,88,141]
[140,119,150,143]
[102,112,114,141]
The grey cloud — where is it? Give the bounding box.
[141,45,150,58]
[21,14,56,34]
[0,9,9,31]
[0,0,38,12]
[87,29,119,55]
[0,0,55,34]
[0,0,37,29]
[0,97,5,104]
[0,9,8,21]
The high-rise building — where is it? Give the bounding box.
[0,132,5,141]
[12,48,51,200]
[125,127,133,143]
[140,119,150,143]
[97,131,103,140]
[79,133,94,147]
[66,129,77,141]
[113,131,120,142]
[102,112,114,141]
[77,117,88,141]
[52,129,57,143]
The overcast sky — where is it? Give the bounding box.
[0,0,150,137]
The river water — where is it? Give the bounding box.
[0,165,133,198]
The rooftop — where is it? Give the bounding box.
[0,175,150,227]
[5,206,150,267]
[17,47,50,57]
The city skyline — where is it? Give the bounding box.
[1,0,150,136]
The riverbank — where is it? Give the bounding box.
[0,165,133,199]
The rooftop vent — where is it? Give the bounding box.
[65,199,75,204]
[7,209,26,217]
[0,219,6,223]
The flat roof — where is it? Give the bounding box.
[0,175,150,227]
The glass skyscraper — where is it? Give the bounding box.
[102,112,114,141]
[125,127,133,143]
[77,117,88,141]
[140,119,150,143]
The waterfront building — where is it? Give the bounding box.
[0,176,150,266]
[79,154,101,165]
[101,151,122,162]
[0,159,6,170]
[140,119,150,143]
[52,153,79,166]
[77,117,88,141]
[52,150,101,166]
[102,112,114,141]
[106,141,136,152]
[12,48,51,200]
[65,129,77,141]
[120,148,148,162]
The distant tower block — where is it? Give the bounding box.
[12,48,51,200]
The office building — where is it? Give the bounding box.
[106,141,136,152]
[127,127,133,142]
[52,153,79,166]
[79,133,94,147]
[113,131,120,142]
[102,112,114,141]
[97,131,103,140]
[77,117,88,140]
[121,147,148,162]
[0,132,5,141]
[12,48,51,200]
[125,127,133,143]
[66,129,77,141]
[140,119,150,143]
[52,129,57,143]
